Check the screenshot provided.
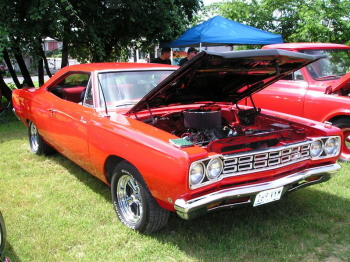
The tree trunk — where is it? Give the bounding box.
[2,48,21,88]
[0,77,12,101]
[13,46,34,87]
[61,27,70,69]
[38,58,44,86]
[37,38,47,86]
[40,43,52,78]
[61,40,69,68]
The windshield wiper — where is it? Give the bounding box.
[115,102,138,107]
[315,75,340,80]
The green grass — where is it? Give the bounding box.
[1,113,350,262]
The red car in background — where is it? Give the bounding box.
[240,43,350,161]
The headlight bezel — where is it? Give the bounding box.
[324,137,340,156]
[189,162,205,187]
[189,156,224,189]
[310,139,324,158]
[206,158,224,181]
[309,136,341,159]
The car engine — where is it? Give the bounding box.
[181,107,232,146]
[143,104,309,153]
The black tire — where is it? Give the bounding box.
[332,118,350,162]
[0,211,6,258]
[28,121,55,155]
[111,161,169,234]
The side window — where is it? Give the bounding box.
[83,81,94,107]
[281,73,293,80]
[293,70,304,81]
[281,70,304,81]
[58,74,89,86]
[49,73,90,103]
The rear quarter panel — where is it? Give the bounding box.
[12,88,60,142]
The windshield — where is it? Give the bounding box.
[300,49,350,80]
[97,70,174,108]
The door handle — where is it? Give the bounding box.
[80,116,87,124]
[48,108,56,116]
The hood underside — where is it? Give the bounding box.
[127,49,319,114]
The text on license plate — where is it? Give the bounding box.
[253,186,284,207]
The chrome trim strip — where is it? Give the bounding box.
[176,163,341,218]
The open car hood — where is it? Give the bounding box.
[127,49,319,114]
[327,71,350,94]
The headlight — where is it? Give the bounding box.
[310,140,323,157]
[189,162,205,186]
[207,158,223,180]
[324,137,340,155]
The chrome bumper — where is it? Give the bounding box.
[12,108,20,120]
[174,163,341,220]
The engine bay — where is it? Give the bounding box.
[139,104,310,153]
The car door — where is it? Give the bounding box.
[46,73,93,171]
[248,69,308,117]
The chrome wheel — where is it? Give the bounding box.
[28,121,55,155]
[340,127,350,161]
[343,129,350,150]
[117,174,143,224]
[29,122,39,152]
[111,161,169,233]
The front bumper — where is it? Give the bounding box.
[174,163,341,220]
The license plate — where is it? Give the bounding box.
[253,186,284,207]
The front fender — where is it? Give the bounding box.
[87,113,208,209]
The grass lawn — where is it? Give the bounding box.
[1,113,350,262]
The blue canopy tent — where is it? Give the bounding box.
[167,16,283,48]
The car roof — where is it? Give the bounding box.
[41,62,178,89]
[262,43,350,50]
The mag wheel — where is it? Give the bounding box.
[111,161,169,234]
[28,121,55,155]
[332,118,350,162]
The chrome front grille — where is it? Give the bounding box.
[222,141,311,177]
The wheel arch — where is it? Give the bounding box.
[328,115,350,124]
[327,115,350,162]
[104,155,125,184]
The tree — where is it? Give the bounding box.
[0,0,202,97]
[60,0,202,62]
[206,0,350,44]
[0,0,60,90]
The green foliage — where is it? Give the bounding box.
[57,0,202,62]
[0,0,202,64]
[206,0,350,44]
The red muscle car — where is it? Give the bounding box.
[12,50,342,233]
[242,43,350,162]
